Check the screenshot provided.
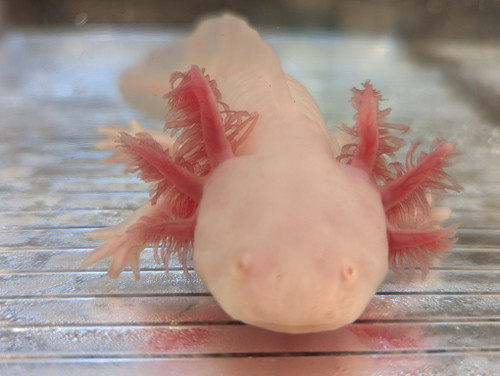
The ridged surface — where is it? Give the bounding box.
[0,28,499,375]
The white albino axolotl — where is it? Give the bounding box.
[82,14,463,333]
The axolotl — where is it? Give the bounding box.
[82,14,462,333]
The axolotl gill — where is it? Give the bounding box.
[82,14,463,334]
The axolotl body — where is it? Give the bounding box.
[83,14,462,333]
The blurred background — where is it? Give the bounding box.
[2,0,500,38]
[3,0,499,123]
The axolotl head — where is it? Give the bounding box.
[194,125,389,334]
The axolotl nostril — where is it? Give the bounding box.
[82,14,463,333]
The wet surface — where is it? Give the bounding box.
[1,27,499,375]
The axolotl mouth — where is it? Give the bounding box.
[82,14,462,334]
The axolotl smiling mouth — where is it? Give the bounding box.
[82,14,462,334]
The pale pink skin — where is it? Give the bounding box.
[83,14,462,333]
[195,118,388,333]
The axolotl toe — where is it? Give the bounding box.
[82,14,462,333]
